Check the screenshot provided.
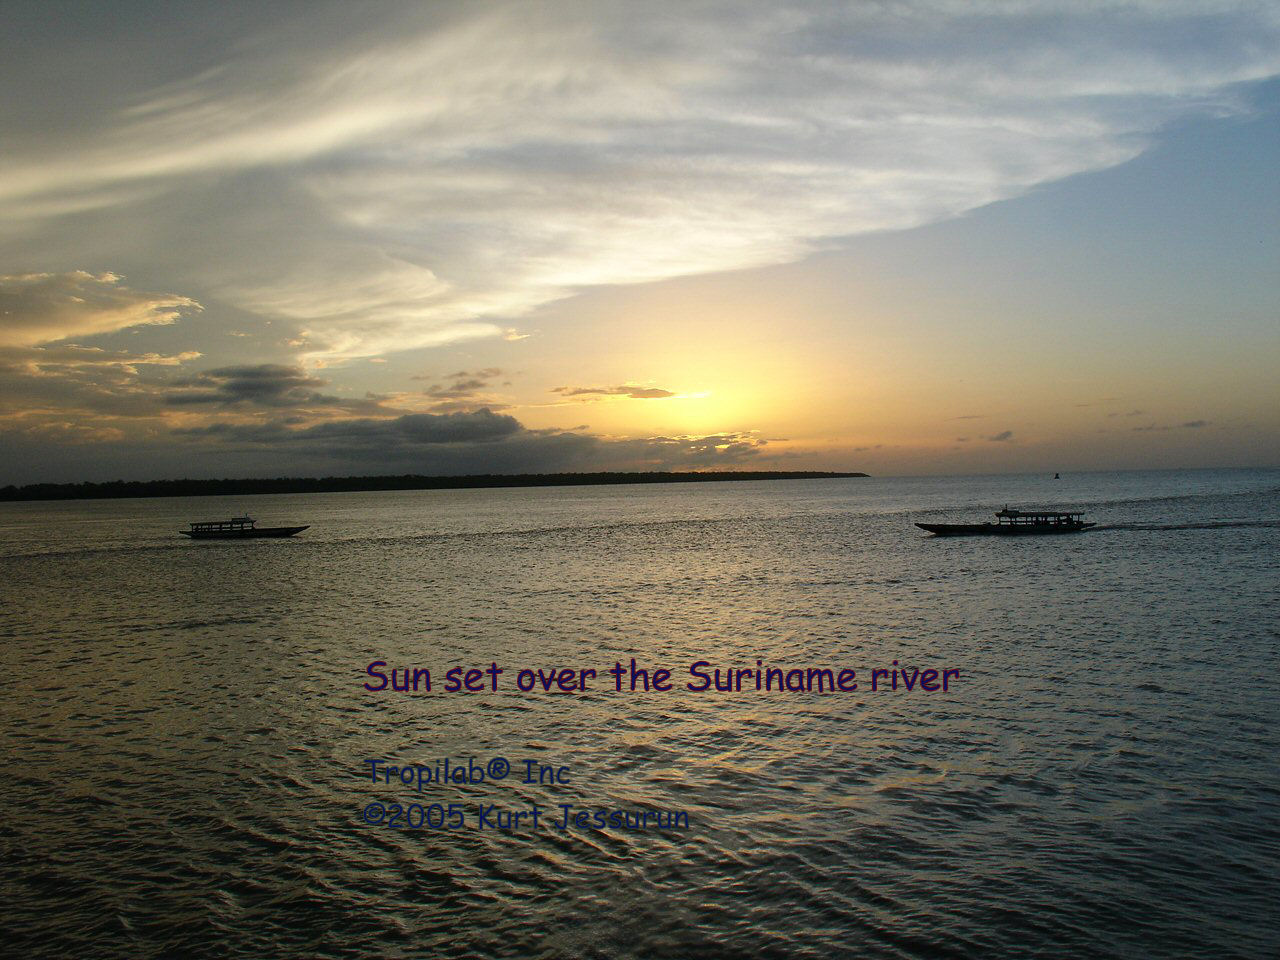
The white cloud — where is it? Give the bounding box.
[0,271,200,348]
[1,1,1277,359]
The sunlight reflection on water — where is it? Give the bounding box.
[2,470,1278,958]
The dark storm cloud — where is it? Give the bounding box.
[428,378,487,397]
[163,363,396,416]
[407,368,510,413]
[166,364,329,406]
[418,368,503,398]
[306,409,521,444]
[168,408,766,476]
[0,344,203,421]
[175,408,520,445]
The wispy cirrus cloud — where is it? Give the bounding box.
[552,384,677,400]
[2,2,1277,361]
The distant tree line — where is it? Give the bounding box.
[0,471,868,502]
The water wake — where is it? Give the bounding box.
[1093,520,1280,531]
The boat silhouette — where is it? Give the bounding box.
[916,507,1094,537]
[180,515,308,539]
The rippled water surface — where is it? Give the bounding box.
[2,470,1278,958]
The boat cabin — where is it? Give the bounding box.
[188,516,257,533]
[995,508,1086,528]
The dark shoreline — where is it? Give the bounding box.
[0,471,868,503]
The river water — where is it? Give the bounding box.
[2,469,1277,958]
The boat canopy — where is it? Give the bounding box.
[188,516,257,532]
[995,509,1085,523]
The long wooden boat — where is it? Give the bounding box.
[180,516,309,539]
[916,508,1094,537]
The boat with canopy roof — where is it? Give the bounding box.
[916,507,1094,537]
[180,515,308,539]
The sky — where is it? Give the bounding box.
[1,0,1277,484]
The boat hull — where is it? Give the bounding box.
[180,525,309,539]
[916,522,1094,537]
